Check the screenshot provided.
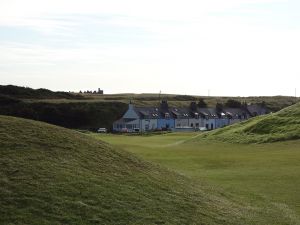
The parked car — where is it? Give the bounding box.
[121,128,128,133]
[97,128,107,133]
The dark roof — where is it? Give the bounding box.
[170,107,190,119]
[125,104,265,120]
[198,108,218,118]
[135,107,161,119]
[113,118,138,124]
[223,108,250,119]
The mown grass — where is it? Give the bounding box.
[201,102,300,143]
[1,116,292,225]
[95,132,300,224]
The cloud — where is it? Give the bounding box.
[0,0,299,95]
[0,0,288,27]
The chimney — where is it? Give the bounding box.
[160,100,168,109]
[190,101,197,111]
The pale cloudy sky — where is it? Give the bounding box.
[0,0,299,96]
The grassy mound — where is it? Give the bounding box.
[202,103,300,143]
[0,115,265,225]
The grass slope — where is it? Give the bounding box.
[202,102,300,143]
[0,116,273,225]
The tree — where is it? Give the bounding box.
[197,98,207,108]
[225,99,242,108]
[190,102,197,111]
[216,103,223,113]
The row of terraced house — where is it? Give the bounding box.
[113,100,267,132]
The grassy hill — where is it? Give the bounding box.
[201,102,300,143]
[0,115,281,225]
[83,93,299,111]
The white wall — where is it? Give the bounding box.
[215,118,229,128]
[188,118,203,128]
[203,119,216,130]
[175,118,189,127]
[113,119,140,132]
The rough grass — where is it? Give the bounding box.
[0,115,284,225]
[32,93,299,111]
[200,102,300,143]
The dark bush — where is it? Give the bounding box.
[225,99,242,108]
[197,98,207,108]
[0,85,83,99]
[0,101,128,130]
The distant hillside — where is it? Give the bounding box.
[200,102,300,143]
[0,115,281,225]
[0,85,298,130]
[84,93,299,112]
[0,85,83,99]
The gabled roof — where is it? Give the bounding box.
[135,107,161,119]
[123,104,140,119]
[170,107,190,119]
[223,107,250,119]
[113,118,139,124]
[198,108,218,118]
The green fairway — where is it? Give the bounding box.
[94,133,300,223]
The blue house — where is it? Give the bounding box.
[113,100,267,132]
[157,100,175,130]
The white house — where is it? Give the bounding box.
[172,108,190,128]
[113,103,140,132]
[137,107,159,132]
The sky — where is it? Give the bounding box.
[0,0,299,96]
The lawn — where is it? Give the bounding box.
[93,132,300,222]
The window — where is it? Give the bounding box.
[191,123,194,127]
